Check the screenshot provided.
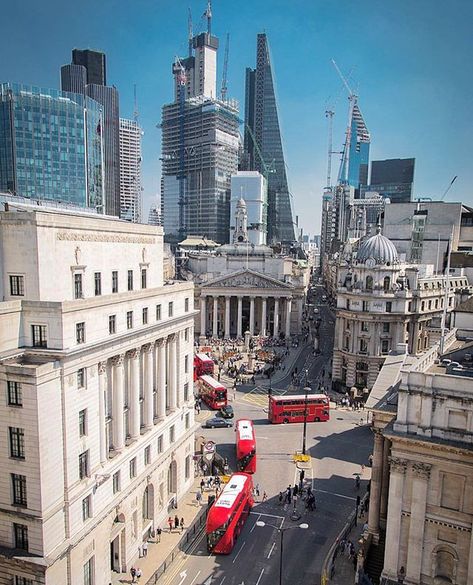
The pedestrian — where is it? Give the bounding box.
[142,541,148,557]
[278,491,283,505]
[167,516,173,532]
[196,491,202,506]
[136,568,142,581]
[157,527,162,542]
[200,478,205,493]
[262,491,267,502]
[130,567,137,583]
[293,483,299,497]
[287,487,292,504]
[180,517,184,532]
[255,483,260,497]
[174,515,179,530]
[353,554,357,571]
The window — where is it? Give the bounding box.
[144,446,151,465]
[112,271,118,293]
[383,322,390,333]
[7,381,22,406]
[344,336,350,351]
[362,301,369,312]
[32,324,47,347]
[9,275,24,296]
[141,269,147,289]
[83,557,94,585]
[82,495,92,521]
[184,382,189,402]
[383,276,390,292]
[142,307,148,325]
[127,311,133,330]
[79,450,89,479]
[157,435,163,454]
[408,302,412,312]
[346,299,350,310]
[79,409,87,437]
[170,425,175,443]
[11,474,27,507]
[113,471,121,494]
[185,455,191,480]
[76,322,86,344]
[381,340,389,354]
[129,457,137,478]
[13,523,28,550]
[185,297,189,312]
[421,301,425,311]
[15,577,33,585]
[156,304,162,321]
[9,428,25,459]
[184,327,189,342]
[127,270,134,291]
[77,368,86,389]
[185,413,190,430]
[365,276,373,291]
[74,273,83,299]
[359,339,368,354]
[109,315,116,335]
[386,302,392,313]
[361,321,368,332]
[168,302,173,317]
[184,355,189,373]
[94,272,102,296]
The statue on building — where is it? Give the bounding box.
[233,198,249,244]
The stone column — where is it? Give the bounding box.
[249,296,255,335]
[406,462,431,583]
[467,523,473,584]
[237,296,243,337]
[168,334,177,410]
[157,339,166,419]
[224,296,231,339]
[285,297,292,338]
[212,296,219,337]
[383,457,408,579]
[98,362,107,464]
[273,298,280,337]
[143,344,154,429]
[261,298,267,336]
[176,332,182,407]
[368,429,384,539]
[200,296,206,336]
[128,349,141,439]
[379,436,391,526]
[112,354,125,451]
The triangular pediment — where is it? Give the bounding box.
[202,269,294,290]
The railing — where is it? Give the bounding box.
[145,506,208,585]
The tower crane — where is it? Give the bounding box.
[188,8,193,57]
[220,33,230,101]
[244,123,275,180]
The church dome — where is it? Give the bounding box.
[356,228,399,265]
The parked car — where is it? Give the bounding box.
[219,405,234,419]
[203,417,233,429]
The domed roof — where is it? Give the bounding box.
[237,197,247,208]
[357,227,399,265]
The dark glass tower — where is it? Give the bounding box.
[339,102,370,192]
[364,158,415,202]
[244,33,295,243]
[61,49,120,216]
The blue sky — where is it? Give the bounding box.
[2,0,472,234]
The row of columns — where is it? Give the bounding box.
[97,334,181,461]
[200,295,292,338]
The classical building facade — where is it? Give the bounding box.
[332,229,465,391]
[364,326,473,585]
[0,204,195,583]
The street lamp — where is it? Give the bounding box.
[256,520,308,585]
[302,367,310,456]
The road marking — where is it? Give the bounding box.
[315,488,357,501]
[219,577,226,585]
[250,511,284,520]
[178,571,187,585]
[256,568,265,585]
[189,571,201,585]
[250,514,261,532]
[268,542,276,558]
[233,541,246,563]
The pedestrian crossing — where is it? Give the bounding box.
[240,385,286,407]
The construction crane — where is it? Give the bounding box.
[204,0,212,35]
[220,33,230,101]
[244,122,275,180]
[325,109,334,188]
[133,84,139,123]
[188,8,193,57]
[440,176,458,200]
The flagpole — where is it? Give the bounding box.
[439,227,453,355]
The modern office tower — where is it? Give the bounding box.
[339,102,370,191]
[244,33,296,243]
[119,118,142,222]
[148,203,162,226]
[0,203,195,583]
[230,171,267,245]
[0,83,104,209]
[161,8,239,244]
[61,49,120,217]
[362,157,415,203]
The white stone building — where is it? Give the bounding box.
[0,204,195,583]
[230,172,267,246]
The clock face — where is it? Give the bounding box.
[366,258,376,268]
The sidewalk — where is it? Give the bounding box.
[329,509,369,585]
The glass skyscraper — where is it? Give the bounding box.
[339,102,370,191]
[243,33,295,243]
[0,83,104,209]
[362,157,415,203]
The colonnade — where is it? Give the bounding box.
[200,294,293,339]
[97,333,183,460]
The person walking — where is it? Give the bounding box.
[142,541,148,557]
[130,567,137,583]
[200,478,205,493]
[174,515,179,530]
[167,516,173,532]
[136,568,142,581]
[278,491,283,505]
[156,527,162,542]
[196,491,202,506]
[255,483,260,498]
[262,491,267,503]
[180,517,184,532]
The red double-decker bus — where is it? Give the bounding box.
[198,375,227,409]
[268,393,330,424]
[236,419,256,473]
[206,473,254,554]
[194,353,214,381]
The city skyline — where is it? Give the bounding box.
[2,0,472,234]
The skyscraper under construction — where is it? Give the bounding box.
[160,3,239,244]
[243,33,295,243]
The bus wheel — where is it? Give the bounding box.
[283,418,289,424]
[315,417,320,422]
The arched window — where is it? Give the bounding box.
[434,546,457,583]
[383,276,390,291]
[365,276,373,291]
